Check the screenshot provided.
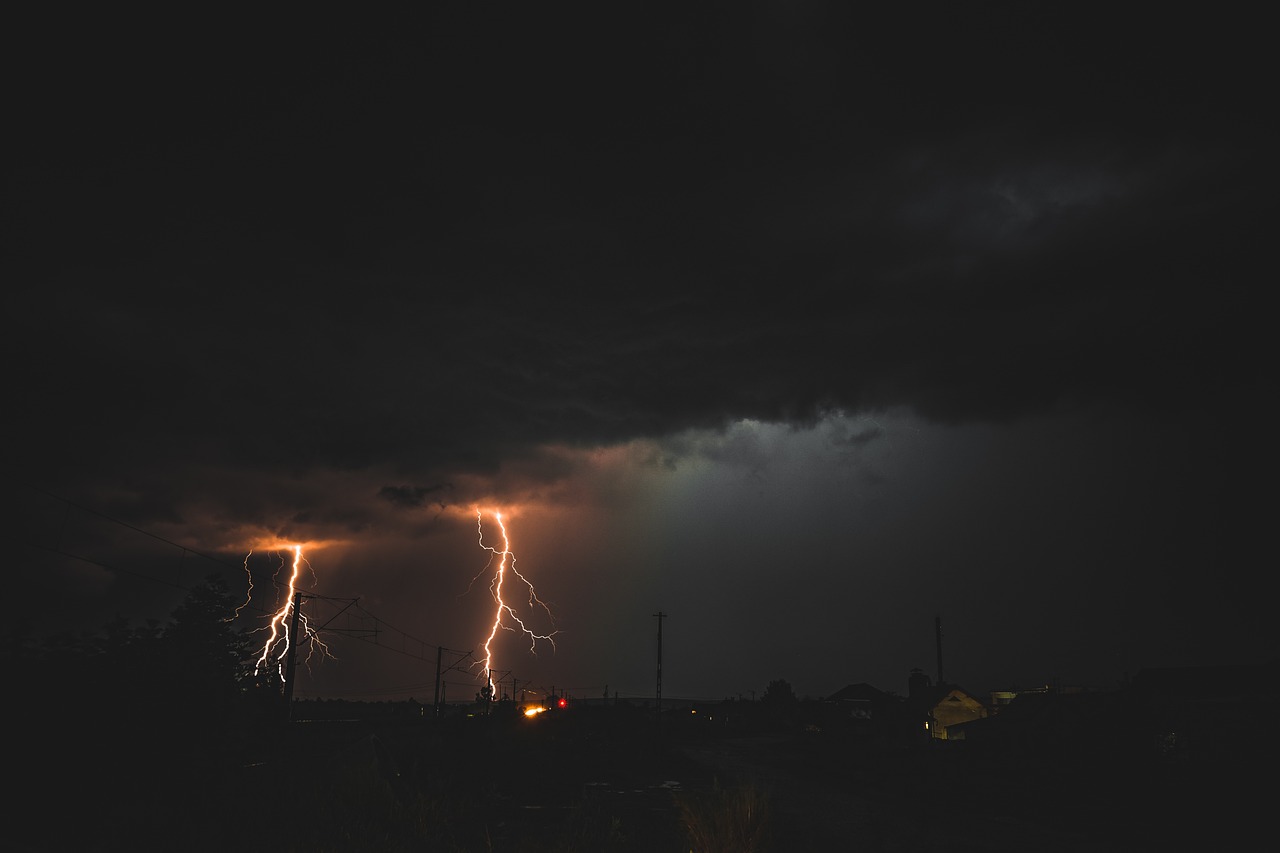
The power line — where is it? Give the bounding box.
[26,483,246,575]
[292,680,442,700]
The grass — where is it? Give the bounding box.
[673,776,774,853]
[17,713,782,852]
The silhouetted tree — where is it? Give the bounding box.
[15,580,259,842]
[762,679,797,705]
[166,574,252,695]
[163,573,256,756]
[761,679,799,731]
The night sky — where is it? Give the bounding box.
[11,5,1271,705]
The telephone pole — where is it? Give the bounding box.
[432,647,473,719]
[654,611,666,721]
[434,646,443,718]
[282,591,303,720]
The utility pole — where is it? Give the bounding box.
[432,648,473,719]
[491,670,511,707]
[282,591,303,720]
[434,646,443,718]
[654,611,666,722]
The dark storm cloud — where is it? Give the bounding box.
[379,483,454,511]
[11,3,1268,502]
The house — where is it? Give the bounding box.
[821,670,990,744]
[902,667,989,741]
[818,681,908,743]
[945,685,1126,760]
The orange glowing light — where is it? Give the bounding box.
[473,507,557,697]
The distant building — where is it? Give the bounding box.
[820,669,989,743]
[903,667,989,741]
[819,682,906,743]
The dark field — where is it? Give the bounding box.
[16,704,1264,852]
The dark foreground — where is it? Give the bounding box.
[17,704,1265,852]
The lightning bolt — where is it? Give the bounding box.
[472,508,556,698]
[250,545,332,681]
[233,551,256,620]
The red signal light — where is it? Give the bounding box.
[557,697,567,708]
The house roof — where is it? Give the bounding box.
[906,682,983,710]
[826,682,898,703]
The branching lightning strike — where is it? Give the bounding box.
[472,508,556,698]
[249,545,332,681]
